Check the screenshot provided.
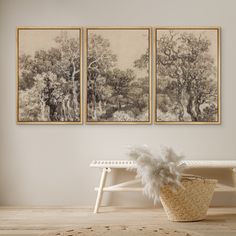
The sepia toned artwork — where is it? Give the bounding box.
[155,27,220,124]
[86,27,151,124]
[17,27,82,124]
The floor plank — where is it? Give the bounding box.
[0,207,235,236]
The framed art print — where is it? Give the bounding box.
[17,27,82,124]
[85,27,151,124]
[155,27,220,124]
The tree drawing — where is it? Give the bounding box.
[87,34,117,120]
[18,29,81,122]
[87,29,150,122]
[156,29,219,122]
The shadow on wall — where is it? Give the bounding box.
[103,168,236,208]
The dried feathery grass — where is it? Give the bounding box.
[128,145,186,204]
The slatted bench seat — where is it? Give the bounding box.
[90,160,236,213]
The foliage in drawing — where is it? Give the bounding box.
[156,29,219,122]
[87,30,150,122]
[18,30,81,122]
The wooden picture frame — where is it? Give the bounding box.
[17,27,82,124]
[85,27,152,124]
[154,27,221,124]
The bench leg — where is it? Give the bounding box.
[94,168,109,213]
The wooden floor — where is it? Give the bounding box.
[0,207,235,236]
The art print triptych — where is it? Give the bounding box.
[17,27,220,124]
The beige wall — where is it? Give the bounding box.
[0,0,235,206]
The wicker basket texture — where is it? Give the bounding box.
[160,175,217,222]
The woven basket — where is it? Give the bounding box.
[160,175,217,222]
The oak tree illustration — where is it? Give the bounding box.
[87,33,149,122]
[19,31,80,122]
[157,31,218,122]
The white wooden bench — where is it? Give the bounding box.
[90,160,236,213]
